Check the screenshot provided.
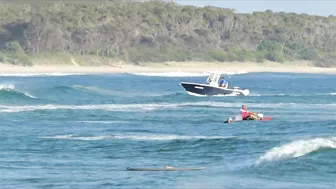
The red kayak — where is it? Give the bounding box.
[259,116,272,121]
[224,116,272,123]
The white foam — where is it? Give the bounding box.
[203,70,248,75]
[249,94,261,97]
[23,92,37,99]
[0,73,86,77]
[223,71,248,75]
[257,137,336,163]
[213,93,240,97]
[185,101,336,109]
[132,71,248,77]
[41,134,232,141]
[0,103,179,113]
[0,102,335,113]
[186,91,207,97]
[0,84,15,90]
[132,72,210,77]
[41,134,74,139]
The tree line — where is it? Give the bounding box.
[0,1,336,67]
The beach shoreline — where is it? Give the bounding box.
[0,61,335,74]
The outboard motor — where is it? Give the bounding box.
[242,89,250,96]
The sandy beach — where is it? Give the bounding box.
[0,61,335,75]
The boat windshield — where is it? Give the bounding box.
[206,73,214,83]
[206,73,220,85]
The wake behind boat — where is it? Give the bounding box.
[180,72,250,96]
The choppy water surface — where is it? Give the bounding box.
[0,72,335,189]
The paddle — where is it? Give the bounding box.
[250,111,263,118]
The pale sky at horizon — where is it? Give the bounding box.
[175,0,336,16]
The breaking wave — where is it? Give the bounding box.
[131,71,247,77]
[0,84,37,99]
[0,101,335,113]
[180,101,336,109]
[40,134,233,141]
[132,72,210,77]
[0,103,178,113]
[257,137,336,163]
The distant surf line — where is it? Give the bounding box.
[0,101,335,113]
[131,71,248,77]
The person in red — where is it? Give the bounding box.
[241,105,261,120]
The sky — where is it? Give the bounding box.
[175,0,336,17]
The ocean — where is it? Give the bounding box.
[0,71,335,189]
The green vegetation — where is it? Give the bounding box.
[0,1,336,67]
[0,41,32,66]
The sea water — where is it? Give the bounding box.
[0,72,335,188]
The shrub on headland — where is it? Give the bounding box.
[0,41,32,66]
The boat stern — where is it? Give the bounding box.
[242,89,250,96]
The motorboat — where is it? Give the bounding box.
[179,72,250,96]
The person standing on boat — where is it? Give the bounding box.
[219,77,228,88]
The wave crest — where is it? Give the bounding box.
[257,137,336,163]
[131,71,247,77]
[0,101,335,113]
[0,84,37,99]
[132,72,210,77]
[0,103,180,113]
